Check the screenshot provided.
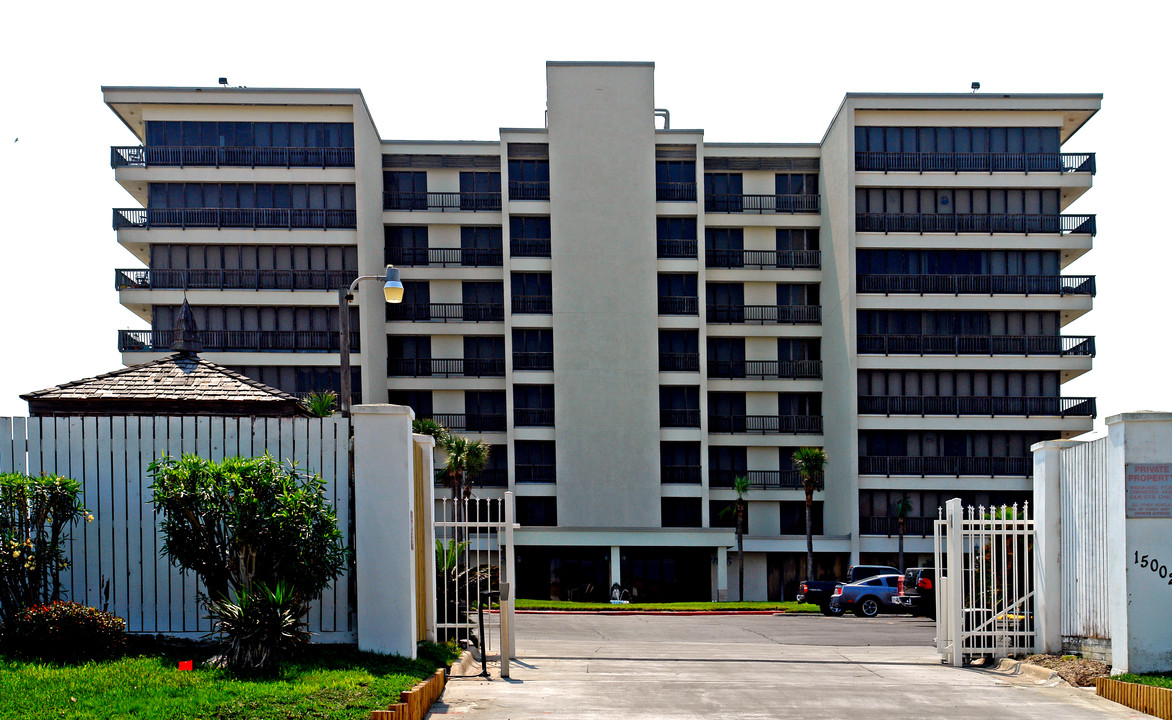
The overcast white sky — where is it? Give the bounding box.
[0,0,1165,435]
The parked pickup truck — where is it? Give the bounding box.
[797,564,901,616]
[895,567,936,619]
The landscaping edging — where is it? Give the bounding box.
[1096,677,1172,720]
[516,609,799,616]
[370,668,446,720]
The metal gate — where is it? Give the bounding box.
[935,497,1037,666]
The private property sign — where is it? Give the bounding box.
[1126,463,1172,517]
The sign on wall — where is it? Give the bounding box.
[1126,463,1172,518]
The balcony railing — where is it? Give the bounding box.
[706,305,821,324]
[705,194,820,214]
[433,468,507,488]
[854,151,1096,175]
[657,239,698,259]
[512,296,552,314]
[431,413,508,433]
[513,352,554,371]
[515,464,557,483]
[115,268,356,291]
[706,249,821,269]
[119,329,358,353]
[711,470,805,489]
[855,213,1096,236]
[660,409,701,428]
[708,415,824,434]
[857,334,1095,357]
[386,303,504,323]
[856,274,1096,296]
[858,516,936,537]
[657,182,698,201]
[111,145,356,169]
[386,358,506,378]
[514,408,555,427]
[385,247,503,267]
[383,191,502,212]
[510,238,551,258]
[658,296,699,316]
[113,208,356,230]
[659,353,700,372]
[858,395,1097,418]
[859,455,1033,477]
[661,465,702,483]
[508,181,550,201]
[707,360,823,379]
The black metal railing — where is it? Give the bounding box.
[858,395,1097,418]
[508,181,550,201]
[858,516,936,537]
[856,274,1096,296]
[708,415,824,434]
[114,268,357,291]
[385,247,503,267]
[857,334,1096,357]
[113,208,356,230]
[512,296,552,314]
[854,151,1096,175]
[657,182,698,201]
[707,360,823,379]
[661,465,702,483]
[432,468,507,488]
[513,352,554,371]
[657,239,698,259]
[515,464,557,483]
[711,470,806,489]
[510,238,551,258]
[706,249,821,269]
[431,413,508,433]
[706,305,821,324]
[386,358,506,378]
[855,213,1096,236]
[386,303,505,323]
[118,329,358,353]
[382,191,502,212]
[660,409,701,428]
[705,194,820,214]
[111,145,356,169]
[859,455,1033,477]
[659,353,701,372]
[514,408,555,427]
[658,296,699,316]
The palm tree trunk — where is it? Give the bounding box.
[805,489,814,581]
[737,502,745,602]
[898,516,905,572]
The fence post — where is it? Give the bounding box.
[504,490,517,658]
[945,497,965,667]
[1032,440,1082,653]
[415,433,438,643]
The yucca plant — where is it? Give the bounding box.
[205,581,308,675]
[302,390,338,418]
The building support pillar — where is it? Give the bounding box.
[610,545,622,593]
[716,546,729,601]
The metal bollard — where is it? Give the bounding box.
[478,590,499,678]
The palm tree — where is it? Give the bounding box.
[412,418,450,444]
[895,495,913,572]
[792,447,828,582]
[441,434,490,506]
[716,476,750,601]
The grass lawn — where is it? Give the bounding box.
[0,641,459,720]
[1113,671,1172,689]
[514,599,818,612]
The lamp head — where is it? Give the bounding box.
[383,265,404,303]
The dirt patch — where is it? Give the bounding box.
[1024,654,1111,687]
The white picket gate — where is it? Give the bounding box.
[935,497,1037,666]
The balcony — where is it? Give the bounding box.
[113,208,356,230]
[657,240,698,259]
[515,464,557,483]
[708,415,824,434]
[385,247,503,268]
[711,470,804,489]
[854,151,1096,174]
[115,268,356,291]
[658,296,699,316]
[119,329,358,353]
[514,408,554,427]
[706,305,821,324]
[707,360,823,379]
[508,181,550,201]
[431,413,507,433]
[660,409,701,428]
[659,353,701,372]
[512,296,552,314]
[434,468,508,488]
[661,465,702,483]
[383,191,501,212]
[513,352,554,371]
[859,455,1032,477]
[856,274,1096,296]
[858,516,936,537]
[111,145,356,169]
[855,213,1096,236]
[705,194,820,214]
[706,250,821,269]
[857,334,1095,357]
[510,238,551,258]
[386,358,505,378]
[858,395,1096,418]
[386,303,504,323]
[657,182,698,202]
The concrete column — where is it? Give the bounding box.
[353,404,416,657]
[610,545,622,591]
[716,546,729,601]
[1031,439,1083,654]
[414,433,437,643]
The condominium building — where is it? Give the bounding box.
[104,62,1099,601]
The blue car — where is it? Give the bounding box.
[829,574,905,617]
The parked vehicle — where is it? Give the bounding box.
[896,567,936,619]
[829,573,905,617]
[797,564,900,616]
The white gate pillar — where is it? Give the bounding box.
[944,498,964,667]
[1032,440,1083,654]
[352,404,417,657]
[414,433,438,643]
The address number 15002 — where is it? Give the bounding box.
[1134,551,1172,585]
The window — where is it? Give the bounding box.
[660,386,700,427]
[781,501,822,534]
[709,446,747,487]
[709,501,739,529]
[706,283,744,323]
[508,160,549,199]
[461,282,504,321]
[517,497,557,526]
[659,330,699,371]
[387,336,431,376]
[510,216,551,239]
[776,229,819,253]
[388,390,432,419]
[515,441,556,483]
[385,226,429,266]
[514,385,554,427]
[460,227,503,266]
[704,173,743,212]
[148,183,354,210]
[464,336,505,376]
[656,161,696,200]
[775,173,818,195]
[511,273,552,314]
[708,338,745,378]
[459,172,502,210]
[708,392,746,433]
[661,498,702,528]
[705,228,744,268]
[777,284,819,307]
[387,281,429,321]
[661,442,701,484]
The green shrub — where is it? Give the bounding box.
[205,581,308,676]
[302,390,338,417]
[5,601,125,661]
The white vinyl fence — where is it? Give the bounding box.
[0,415,354,642]
[1059,437,1111,647]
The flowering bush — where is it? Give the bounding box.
[4,601,125,661]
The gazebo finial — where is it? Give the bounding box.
[169,299,203,356]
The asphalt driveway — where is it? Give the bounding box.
[428,613,1148,720]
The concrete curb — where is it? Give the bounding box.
[447,649,477,677]
[977,657,1064,686]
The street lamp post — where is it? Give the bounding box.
[338,265,403,417]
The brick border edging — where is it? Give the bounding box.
[1096,677,1172,720]
[370,668,446,720]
